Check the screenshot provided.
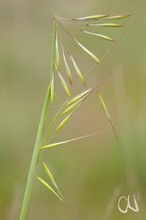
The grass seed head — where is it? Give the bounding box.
[58,72,71,96]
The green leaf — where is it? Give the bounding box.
[37,176,63,201]
[58,72,71,96]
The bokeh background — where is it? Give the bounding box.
[0,0,146,219]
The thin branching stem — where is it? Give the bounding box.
[18,17,56,220]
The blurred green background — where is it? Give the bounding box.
[0,0,146,219]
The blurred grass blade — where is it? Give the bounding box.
[50,76,55,103]
[62,46,72,85]
[41,130,108,149]
[42,162,63,197]
[61,99,81,116]
[86,23,122,27]
[69,53,86,85]
[37,176,63,201]
[104,14,131,20]
[56,112,73,131]
[66,88,91,106]
[55,32,60,71]
[58,72,71,96]
[81,30,115,42]
[74,39,101,64]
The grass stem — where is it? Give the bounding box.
[18,17,56,220]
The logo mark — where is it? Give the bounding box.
[118,194,139,214]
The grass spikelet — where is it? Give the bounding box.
[56,112,73,131]
[58,72,71,96]
[62,46,72,85]
[42,162,63,197]
[41,140,73,149]
[41,130,108,149]
[74,39,101,64]
[97,92,110,120]
[71,14,108,21]
[81,30,115,42]
[55,32,60,71]
[56,14,108,23]
[104,14,131,20]
[86,23,122,27]
[97,91,121,144]
[69,53,86,85]
[61,99,81,116]
[37,176,63,201]
[66,88,91,106]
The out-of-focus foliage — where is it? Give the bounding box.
[0,0,146,219]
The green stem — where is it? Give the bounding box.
[18,17,56,220]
